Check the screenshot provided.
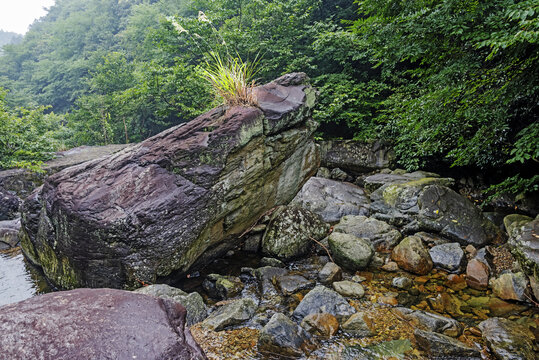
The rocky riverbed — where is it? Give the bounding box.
[0,73,537,359]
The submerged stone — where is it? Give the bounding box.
[258,313,311,358]
[479,317,536,360]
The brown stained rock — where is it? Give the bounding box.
[300,313,339,338]
[466,259,490,290]
[446,274,467,291]
[391,236,433,275]
[490,272,529,302]
[0,288,206,360]
[318,262,343,285]
[20,73,320,289]
[381,261,399,272]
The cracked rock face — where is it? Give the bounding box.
[20,73,319,289]
[0,288,206,360]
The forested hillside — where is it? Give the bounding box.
[0,30,22,55]
[0,0,537,199]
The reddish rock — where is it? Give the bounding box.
[391,236,433,275]
[300,313,339,338]
[381,261,399,272]
[446,274,467,291]
[0,288,206,359]
[466,259,489,290]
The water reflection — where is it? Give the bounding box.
[0,247,52,306]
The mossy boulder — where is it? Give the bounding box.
[262,206,329,260]
[328,232,374,271]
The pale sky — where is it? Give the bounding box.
[0,0,55,34]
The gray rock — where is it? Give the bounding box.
[479,317,536,360]
[201,298,257,331]
[262,206,329,260]
[394,307,462,337]
[20,74,320,289]
[365,171,451,192]
[391,236,433,275]
[414,329,481,359]
[330,168,349,181]
[504,214,533,237]
[319,139,395,175]
[0,218,20,249]
[277,275,315,296]
[258,313,311,357]
[316,167,331,178]
[332,281,365,298]
[318,262,343,285]
[260,257,285,268]
[0,288,206,360]
[255,266,288,297]
[134,284,208,325]
[0,187,20,221]
[291,177,370,223]
[341,312,374,337]
[370,180,502,247]
[202,274,244,300]
[391,277,412,290]
[333,215,402,251]
[490,272,529,302]
[507,216,538,293]
[417,185,503,247]
[293,285,356,321]
[328,232,374,271]
[428,242,465,273]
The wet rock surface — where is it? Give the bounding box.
[293,285,356,321]
[201,298,257,331]
[479,317,536,360]
[414,329,481,359]
[0,288,206,360]
[258,313,311,357]
[20,73,319,289]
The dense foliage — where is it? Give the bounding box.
[0,0,536,198]
[0,88,68,170]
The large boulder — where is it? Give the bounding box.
[319,139,395,174]
[291,177,370,223]
[261,205,328,260]
[371,179,502,247]
[20,73,319,289]
[0,288,206,359]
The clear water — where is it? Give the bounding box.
[0,248,52,306]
